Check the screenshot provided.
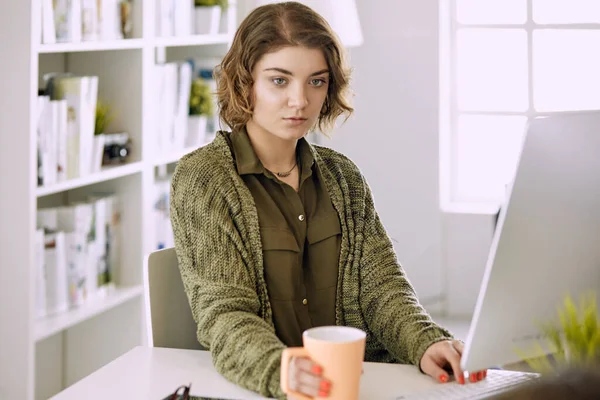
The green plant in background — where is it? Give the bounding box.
[194,0,228,9]
[95,100,115,135]
[189,78,214,117]
[515,291,600,375]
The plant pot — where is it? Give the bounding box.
[193,6,221,35]
[186,115,208,148]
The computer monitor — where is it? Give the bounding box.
[461,111,600,372]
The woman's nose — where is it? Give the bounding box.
[288,84,308,109]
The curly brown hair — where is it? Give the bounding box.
[214,1,354,134]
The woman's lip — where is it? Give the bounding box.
[284,118,308,126]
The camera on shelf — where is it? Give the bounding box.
[102,133,131,165]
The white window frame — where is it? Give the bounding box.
[439,0,600,214]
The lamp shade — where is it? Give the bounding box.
[255,0,364,47]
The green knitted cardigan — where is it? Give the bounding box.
[170,131,453,399]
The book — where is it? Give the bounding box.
[41,0,56,44]
[34,229,47,319]
[49,74,99,179]
[43,231,69,315]
[57,203,93,307]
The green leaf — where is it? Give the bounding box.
[194,0,228,9]
[189,78,215,116]
[95,100,115,135]
[515,290,600,372]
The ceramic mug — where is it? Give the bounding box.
[280,326,366,400]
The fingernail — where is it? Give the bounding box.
[312,365,322,375]
[319,380,331,390]
[478,371,484,380]
[458,375,465,385]
[470,373,477,383]
[483,370,487,378]
[318,390,328,397]
[439,374,448,383]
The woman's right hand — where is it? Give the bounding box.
[288,357,331,399]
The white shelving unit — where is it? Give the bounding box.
[0,1,240,399]
[155,33,233,48]
[151,144,212,167]
[38,38,146,54]
[35,162,145,197]
[34,285,145,342]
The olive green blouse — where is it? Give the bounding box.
[226,128,341,347]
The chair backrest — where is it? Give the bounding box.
[144,247,204,350]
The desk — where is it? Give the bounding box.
[50,346,520,400]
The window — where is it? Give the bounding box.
[440,0,600,210]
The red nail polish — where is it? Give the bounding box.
[318,390,328,397]
[312,365,322,375]
[483,370,487,378]
[458,375,465,385]
[320,380,331,390]
[470,373,477,383]
[478,371,484,380]
[439,375,448,383]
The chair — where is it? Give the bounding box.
[144,247,204,350]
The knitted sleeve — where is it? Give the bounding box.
[170,157,286,399]
[355,173,454,368]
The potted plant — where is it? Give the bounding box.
[187,77,214,148]
[515,291,600,375]
[193,0,227,35]
[95,100,131,167]
[95,100,114,137]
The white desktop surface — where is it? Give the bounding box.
[50,346,507,400]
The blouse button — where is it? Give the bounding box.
[302,298,308,305]
[298,214,305,221]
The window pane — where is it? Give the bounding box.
[457,0,527,24]
[457,29,529,112]
[533,0,600,24]
[533,30,600,112]
[455,115,528,202]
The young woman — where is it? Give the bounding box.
[170,2,486,398]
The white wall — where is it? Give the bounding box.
[442,212,495,317]
[328,0,445,306]
[326,0,495,316]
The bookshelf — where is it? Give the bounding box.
[0,1,241,399]
[38,38,146,54]
[151,144,212,167]
[35,162,144,197]
[34,285,144,342]
[155,33,233,48]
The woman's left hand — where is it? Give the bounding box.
[419,340,487,385]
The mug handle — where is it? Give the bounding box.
[280,347,313,400]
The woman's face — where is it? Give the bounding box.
[248,46,330,142]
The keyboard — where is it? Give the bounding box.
[394,371,539,400]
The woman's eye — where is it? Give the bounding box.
[272,78,287,86]
[311,79,327,87]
